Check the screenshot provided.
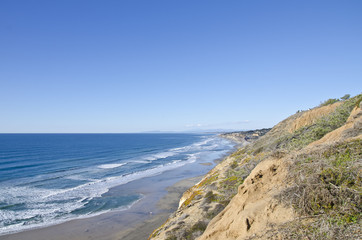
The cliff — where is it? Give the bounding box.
[150,94,362,240]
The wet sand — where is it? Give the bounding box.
[0,162,209,240]
[114,177,202,240]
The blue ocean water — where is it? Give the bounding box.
[0,133,234,235]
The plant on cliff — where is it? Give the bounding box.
[164,221,208,240]
[245,94,361,155]
[278,139,361,239]
[181,190,202,208]
[283,94,361,150]
[340,94,350,100]
[319,98,340,107]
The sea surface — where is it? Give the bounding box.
[0,133,235,235]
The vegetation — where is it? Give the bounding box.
[204,191,217,203]
[355,94,362,108]
[340,94,350,100]
[278,139,361,239]
[196,174,218,188]
[165,221,208,240]
[319,98,340,107]
[285,94,360,149]
[182,190,202,208]
[242,94,361,155]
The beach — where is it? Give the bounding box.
[0,134,236,239]
[0,152,226,240]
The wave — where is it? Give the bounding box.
[141,137,219,162]
[0,134,236,236]
[143,151,177,161]
[0,194,144,236]
[131,160,150,164]
[97,163,127,169]
[0,157,197,236]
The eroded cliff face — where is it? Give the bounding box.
[287,102,342,133]
[150,95,362,240]
[199,157,295,240]
[201,106,361,240]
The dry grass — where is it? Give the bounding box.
[277,139,362,239]
[244,94,361,154]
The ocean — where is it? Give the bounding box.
[0,133,235,236]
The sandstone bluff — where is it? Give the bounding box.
[150,94,362,240]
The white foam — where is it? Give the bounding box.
[0,196,140,236]
[97,163,126,169]
[143,151,177,161]
[131,160,150,164]
[141,138,213,162]
[0,158,197,235]
[186,153,198,163]
[0,135,237,236]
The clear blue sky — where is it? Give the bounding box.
[1,0,361,133]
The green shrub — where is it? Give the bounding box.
[355,95,362,108]
[221,176,244,188]
[182,190,202,208]
[319,98,339,107]
[340,94,350,100]
[230,160,238,169]
[204,191,217,203]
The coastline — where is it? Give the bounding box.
[0,174,203,240]
[114,176,203,240]
[0,145,234,240]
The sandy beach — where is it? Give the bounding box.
[0,160,213,240]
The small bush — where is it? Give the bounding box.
[230,160,238,169]
[204,191,217,203]
[319,98,339,107]
[340,94,350,100]
[355,95,362,108]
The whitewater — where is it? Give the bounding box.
[0,133,235,235]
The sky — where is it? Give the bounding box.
[0,0,361,133]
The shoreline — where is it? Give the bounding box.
[114,176,203,240]
[0,148,233,240]
[0,174,203,240]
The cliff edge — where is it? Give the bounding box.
[150,94,361,240]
